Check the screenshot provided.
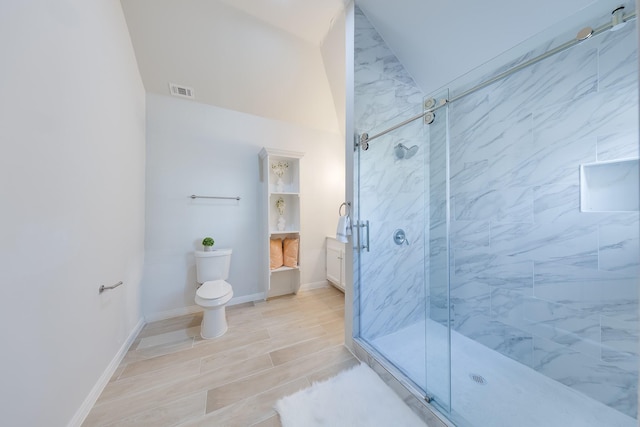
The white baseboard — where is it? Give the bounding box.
[299,280,330,291]
[68,318,145,427]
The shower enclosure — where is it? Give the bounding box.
[353,3,639,426]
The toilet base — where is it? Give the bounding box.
[200,305,228,339]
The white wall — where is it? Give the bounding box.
[0,1,145,426]
[143,94,344,317]
[121,0,340,134]
[321,10,348,136]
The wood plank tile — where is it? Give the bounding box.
[136,326,200,349]
[251,415,281,427]
[97,359,201,404]
[199,339,273,374]
[84,285,351,427]
[103,392,206,427]
[120,329,269,379]
[85,354,273,426]
[186,378,308,427]
[121,337,195,365]
[306,358,360,384]
[267,325,328,351]
[269,334,344,366]
[205,346,353,413]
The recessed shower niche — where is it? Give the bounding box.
[580,158,639,212]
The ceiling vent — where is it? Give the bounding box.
[169,83,195,99]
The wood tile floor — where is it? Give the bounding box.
[83,286,357,427]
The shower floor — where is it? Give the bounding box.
[371,321,636,427]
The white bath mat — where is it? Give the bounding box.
[275,363,428,427]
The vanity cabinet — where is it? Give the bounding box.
[326,237,346,292]
[259,147,304,299]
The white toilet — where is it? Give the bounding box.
[194,249,234,339]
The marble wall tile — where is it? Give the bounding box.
[446,17,638,419]
[601,315,639,360]
[354,7,417,87]
[533,261,637,317]
[599,222,640,275]
[598,20,638,93]
[453,249,533,292]
[355,76,423,133]
[533,182,580,224]
[450,220,490,250]
[355,6,428,340]
[597,130,640,161]
[450,281,491,330]
[455,314,534,367]
[533,87,638,150]
[454,186,533,223]
[489,287,529,329]
[490,221,599,268]
[522,296,601,358]
[534,336,638,418]
[356,4,638,420]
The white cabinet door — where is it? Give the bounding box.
[327,246,342,285]
[326,238,345,291]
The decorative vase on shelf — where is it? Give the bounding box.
[271,161,288,192]
[276,197,286,231]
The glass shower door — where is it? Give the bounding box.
[354,88,453,414]
[355,107,430,393]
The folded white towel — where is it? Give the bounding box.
[336,215,351,243]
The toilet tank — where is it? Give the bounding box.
[195,249,232,283]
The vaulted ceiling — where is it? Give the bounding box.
[120,0,346,134]
[120,0,634,135]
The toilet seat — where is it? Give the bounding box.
[195,280,233,308]
[197,280,232,299]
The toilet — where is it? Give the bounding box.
[194,249,234,339]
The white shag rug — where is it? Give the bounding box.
[275,363,428,427]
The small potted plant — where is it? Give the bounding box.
[202,237,215,251]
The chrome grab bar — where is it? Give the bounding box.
[99,281,123,294]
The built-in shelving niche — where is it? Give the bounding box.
[580,158,639,212]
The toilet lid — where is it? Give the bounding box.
[197,280,232,300]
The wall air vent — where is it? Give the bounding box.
[168,83,195,99]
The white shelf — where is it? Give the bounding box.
[580,158,639,212]
[270,266,300,273]
[259,147,304,299]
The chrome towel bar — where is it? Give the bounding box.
[99,281,123,294]
[190,195,241,201]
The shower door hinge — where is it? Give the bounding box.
[356,220,370,252]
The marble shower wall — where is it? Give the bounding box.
[446,21,639,418]
[354,6,428,340]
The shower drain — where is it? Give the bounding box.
[469,373,487,385]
